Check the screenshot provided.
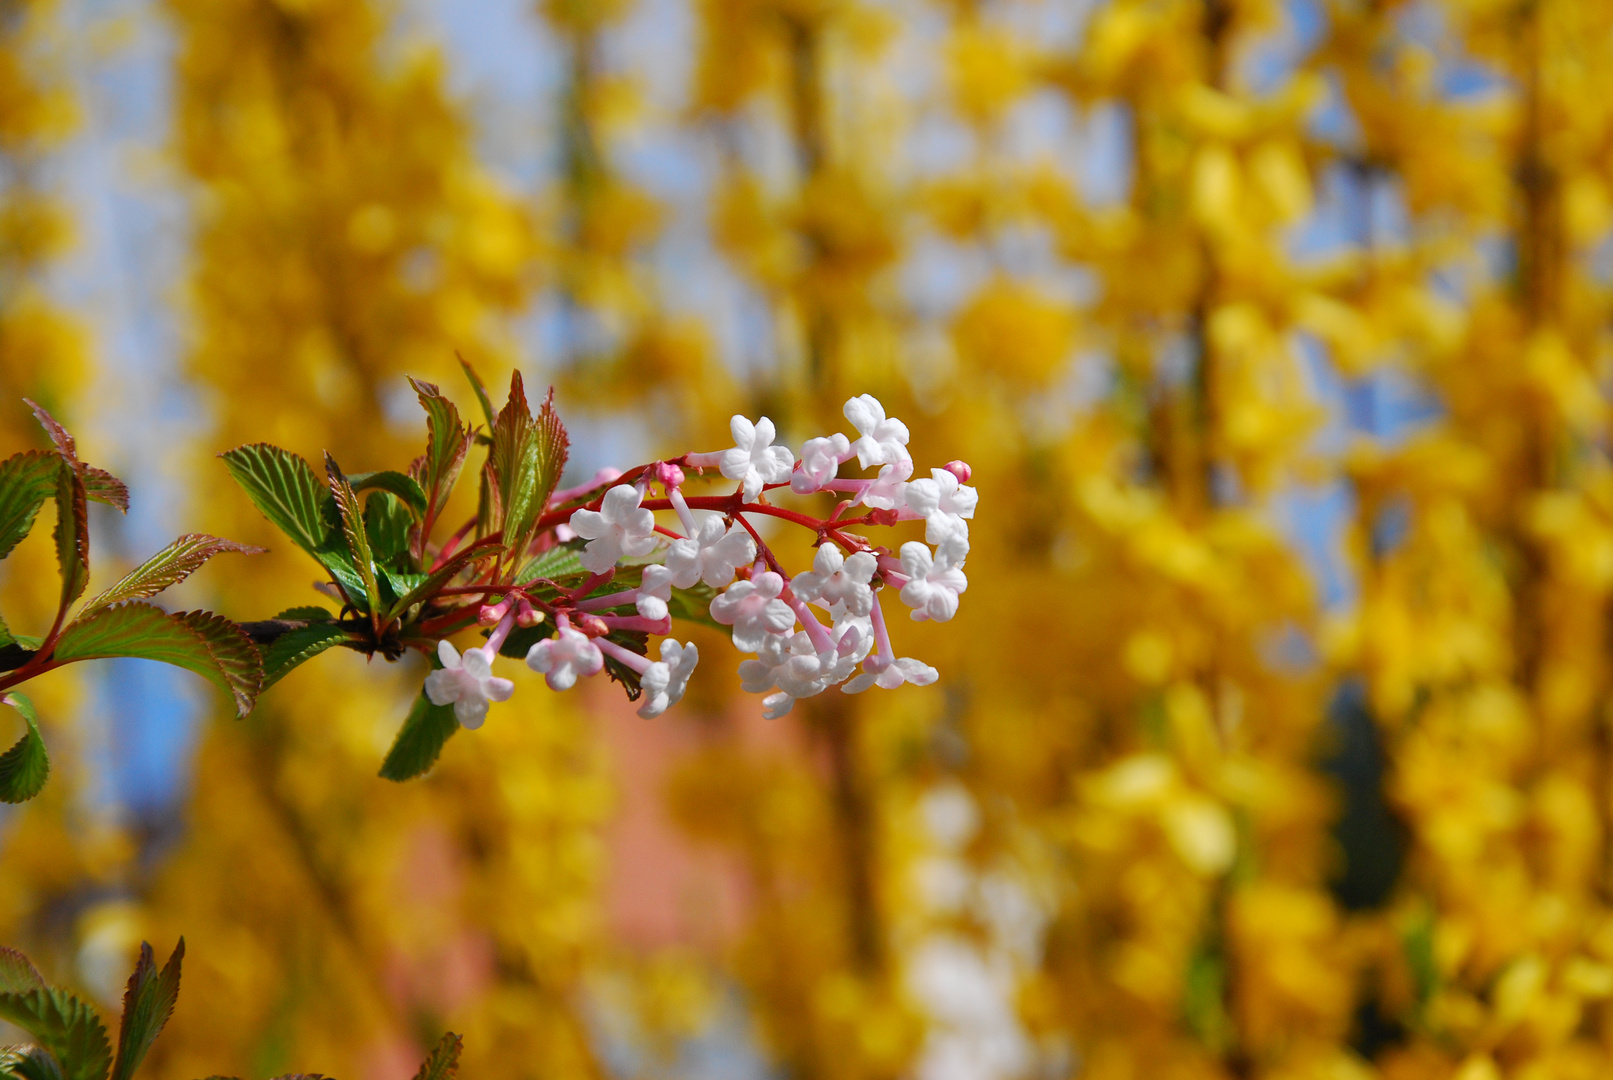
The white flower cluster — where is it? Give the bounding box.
[421,393,975,729]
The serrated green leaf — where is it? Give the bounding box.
[7,1047,66,1080]
[514,542,587,586]
[0,948,45,994]
[411,1032,462,1080]
[347,471,427,518]
[82,468,128,514]
[219,445,334,557]
[0,986,111,1080]
[379,684,458,782]
[324,456,381,620]
[79,535,264,620]
[0,452,60,562]
[261,622,352,691]
[54,604,261,718]
[53,463,89,609]
[311,547,371,612]
[110,940,182,1080]
[0,693,48,804]
[408,378,470,525]
[457,356,497,428]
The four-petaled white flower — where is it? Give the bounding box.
[425,640,515,729]
[570,484,658,574]
[845,656,939,694]
[719,415,795,500]
[710,571,796,651]
[899,534,969,622]
[635,563,676,620]
[638,638,700,718]
[741,622,872,718]
[792,544,878,617]
[844,394,911,468]
[904,468,978,543]
[666,515,756,588]
[525,625,605,690]
[792,433,852,494]
[858,459,913,510]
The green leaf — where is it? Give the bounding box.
[54,604,262,718]
[111,940,182,1080]
[363,493,413,566]
[82,468,128,514]
[0,986,111,1080]
[456,355,497,428]
[408,378,470,524]
[411,1033,463,1080]
[219,445,334,557]
[79,535,264,620]
[261,622,351,691]
[347,471,427,518]
[514,543,587,585]
[7,1047,66,1080]
[53,463,89,609]
[324,455,381,620]
[274,607,335,623]
[0,948,45,994]
[0,693,48,804]
[667,583,723,630]
[0,452,61,562]
[379,684,458,782]
[489,374,568,567]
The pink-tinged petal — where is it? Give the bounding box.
[455,695,490,729]
[569,508,607,540]
[437,638,462,669]
[485,677,516,702]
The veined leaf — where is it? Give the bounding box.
[0,986,111,1080]
[364,493,413,565]
[347,471,427,518]
[408,377,470,523]
[82,467,128,513]
[53,463,89,609]
[379,682,458,782]
[667,583,723,630]
[6,1045,67,1080]
[79,535,264,620]
[0,948,45,994]
[111,940,182,1080]
[0,452,60,562]
[0,693,48,804]
[219,444,334,557]
[411,1033,463,1080]
[54,604,262,717]
[530,387,569,527]
[324,455,381,620]
[514,543,586,586]
[457,355,497,428]
[261,621,351,691]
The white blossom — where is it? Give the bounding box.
[635,564,676,620]
[569,484,658,574]
[791,544,878,617]
[792,433,852,494]
[525,625,604,690]
[425,639,514,729]
[710,571,796,651]
[845,656,940,694]
[905,468,979,544]
[740,622,871,718]
[859,459,912,510]
[899,534,969,622]
[637,639,699,718]
[718,415,795,500]
[665,515,756,588]
[844,394,911,468]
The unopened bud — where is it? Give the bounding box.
[579,615,610,638]
[477,598,512,626]
[943,460,972,483]
[652,461,686,490]
[516,601,545,628]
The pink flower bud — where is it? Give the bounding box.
[651,461,687,490]
[943,460,972,483]
[578,615,610,638]
[478,598,512,626]
[516,600,545,628]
